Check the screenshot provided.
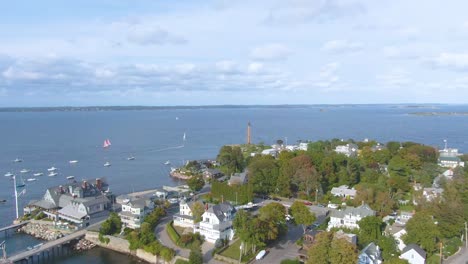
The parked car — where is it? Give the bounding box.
[303,201,312,206]
[256,250,267,260]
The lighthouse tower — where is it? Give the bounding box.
[247,122,251,145]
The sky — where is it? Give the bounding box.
[1,0,468,106]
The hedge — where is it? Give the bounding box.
[166,221,181,243]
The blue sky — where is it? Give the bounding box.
[1,0,468,106]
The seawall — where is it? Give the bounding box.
[85,231,164,264]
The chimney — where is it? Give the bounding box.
[205,203,209,211]
[96,178,102,190]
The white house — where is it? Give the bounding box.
[330,185,357,199]
[327,204,375,230]
[335,143,359,157]
[298,142,308,151]
[358,242,382,264]
[261,148,278,157]
[422,188,444,202]
[173,200,196,229]
[384,223,407,251]
[400,244,426,264]
[118,197,154,229]
[438,148,464,168]
[194,202,236,243]
[396,211,414,225]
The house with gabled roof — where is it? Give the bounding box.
[327,204,375,230]
[173,199,196,228]
[24,178,111,226]
[194,202,236,243]
[400,244,426,264]
[358,242,382,264]
[330,185,357,199]
[384,223,407,251]
[118,197,154,229]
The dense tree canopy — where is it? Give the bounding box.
[289,201,316,233]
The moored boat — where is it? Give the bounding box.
[104,162,111,167]
[20,169,30,173]
[69,160,78,164]
[27,178,37,182]
[127,156,135,161]
[4,172,14,177]
[14,158,22,163]
[47,167,58,172]
[164,160,171,165]
[48,172,58,177]
[33,172,44,177]
[66,176,75,180]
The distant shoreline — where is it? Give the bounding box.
[0,104,457,113]
[410,112,468,116]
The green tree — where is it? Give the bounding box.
[217,145,244,175]
[187,175,205,192]
[258,202,287,241]
[403,212,440,253]
[188,249,203,264]
[329,238,358,264]
[378,235,399,261]
[247,155,279,195]
[307,232,333,264]
[358,216,383,246]
[289,201,316,233]
[191,202,205,223]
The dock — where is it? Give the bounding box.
[7,229,85,263]
[0,222,29,238]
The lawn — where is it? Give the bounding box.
[219,239,256,263]
[174,259,189,264]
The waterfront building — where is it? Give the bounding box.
[194,202,236,243]
[438,147,464,168]
[24,178,111,227]
[118,197,154,229]
[327,204,375,230]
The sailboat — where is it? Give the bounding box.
[103,139,112,148]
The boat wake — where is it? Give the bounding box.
[146,144,184,153]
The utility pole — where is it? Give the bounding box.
[439,241,443,264]
[465,221,467,249]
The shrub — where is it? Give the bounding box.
[166,221,181,243]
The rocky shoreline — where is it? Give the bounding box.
[73,238,96,251]
[169,171,191,180]
[18,223,65,241]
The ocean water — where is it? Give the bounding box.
[1,105,468,263]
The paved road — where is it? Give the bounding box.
[154,206,190,259]
[256,224,303,263]
[445,245,468,264]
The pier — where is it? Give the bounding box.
[6,229,86,263]
[0,222,29,238]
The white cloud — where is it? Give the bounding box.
[250,43,292,61]
[2,67,43,80]
[383,46,401,58]
[247,62,264,73]
[322,40,363,54]
[431,52,468,70]
[265,0,366,25]
[215,60,238,73]
[127,27,187,45]
[314,62,340,88]
[376,68,411,87]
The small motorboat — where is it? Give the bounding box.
[48,172,58,177]
[4,172,14,177]
[33,172,44,177]
[127,156,135,161]
[47,167,58,172]
[20,169,30,174]
[14,158,23,163]
[104,162,111,167]
[164,160,171,165]
[27,178,37,182]
[16,183,26,188]
[66,176,75,180]
[69,160,78,164]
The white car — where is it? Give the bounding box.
[256,250,266,260]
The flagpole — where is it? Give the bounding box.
[13,176,18,219]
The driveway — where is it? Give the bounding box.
[444,244,468,264]
[154,206,190,259]
[256,224,304,263]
